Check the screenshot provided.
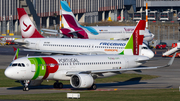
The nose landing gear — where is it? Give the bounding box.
[23,80,30,91]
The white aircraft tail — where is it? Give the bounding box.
[61,1,81,28]
[17,8,44,38]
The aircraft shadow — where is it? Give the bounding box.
[95,77,146,88]
[7,77,147,90]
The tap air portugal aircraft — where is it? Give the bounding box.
[42,1,154,42]
[15,8,154,59]
[5,40,175,91]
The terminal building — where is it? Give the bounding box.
[0,0,180,36]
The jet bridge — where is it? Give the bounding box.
[162,42,180,57]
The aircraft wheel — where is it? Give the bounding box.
[57,83,63,89]
[88,84,97,90]
[23,87,29,91]
[53,82,58,88]
[91,84,97,90]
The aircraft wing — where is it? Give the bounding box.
[23,49,106,55]
[68,30,83,34]
[41,29,58,33]
[41,28,82,35]
[0,35,22,38]
[66,53,175,76]
[14,39,28,45]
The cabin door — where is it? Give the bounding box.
[124,57,129,68]
[35,40,40,50]
[31,64,36,72]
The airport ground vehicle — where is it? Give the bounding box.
[148,11,159,21]
[117,14,125,20]
[156,42,167,49]
[159,11,173,21]
[133,11,145,21]
[171,43,177,48]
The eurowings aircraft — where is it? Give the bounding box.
[42,1,154,42]
[4,41,175,91]
[15,8,154,58]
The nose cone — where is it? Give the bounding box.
[148,50,154,59]
[141,49,154,59]
[144,33,154,42]
[4,67,14,79]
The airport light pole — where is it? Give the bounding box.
[60,0,62,29]
[146,0,148,29]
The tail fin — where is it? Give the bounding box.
[13,47,19,60]
[17,8,44,38]
[119,20,145,55]
[61,1,81,28]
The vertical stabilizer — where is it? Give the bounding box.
[119,20,145,55]
[13,47,19,60]
[61,1,81,28]
[17,8,44,38]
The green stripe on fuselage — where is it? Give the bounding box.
[28,57,46,80]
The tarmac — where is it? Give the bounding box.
[0,45,180,95]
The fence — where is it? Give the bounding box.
[148,23,180,41]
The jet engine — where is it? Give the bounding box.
[20,80,43,86]
[70,74,94,88]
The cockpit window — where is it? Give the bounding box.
[9,63,12,66]
[148,30,151,33]
[12,63,18,66]
[10,63,25,67]
[18,63,21,67]
[21,63,25,67]
[142,47,148,49]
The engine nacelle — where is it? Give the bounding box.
[20,80,43,86]
[70,74,94,88]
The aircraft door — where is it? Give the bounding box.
[31,64,36,72]
[69,62,76,69]
[88,44,94,50]
[36,40,40,50]
[124,57,129,68]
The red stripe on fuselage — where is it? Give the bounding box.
[42,57,59,79]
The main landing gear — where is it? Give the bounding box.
[53,81,63,89]
[23,80,30,91]
[88,84,97,90]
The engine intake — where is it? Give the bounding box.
[70,74,94,88]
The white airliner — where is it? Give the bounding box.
[42,1,154,42]
[4,41,175,91]
[15,8,154,59]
